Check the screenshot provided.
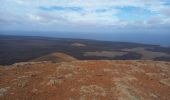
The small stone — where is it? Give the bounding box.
[0,87,10,97]
[47,79,63,86]
[18,80,28,88]
[159,78,170,87]
[150,93,158,98]
[32,88,38,95]
[65,73,73,78]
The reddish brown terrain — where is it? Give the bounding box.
[0,58,170,100]
[31,52,77,63]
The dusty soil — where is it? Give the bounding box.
[0,60,170,100]
[71,43,86,47]
[84,51,127,58]
[123,47,170,60]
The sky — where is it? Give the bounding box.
[0,0,170,35]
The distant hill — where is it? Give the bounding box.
[31,52,76,63]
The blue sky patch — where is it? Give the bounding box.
[95,9,108,13]
[115,6,156,21]
[39,6,83,12]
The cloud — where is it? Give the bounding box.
[0,0,170,33]
[160,6,170,16]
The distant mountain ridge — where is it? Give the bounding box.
[0,35,170,65]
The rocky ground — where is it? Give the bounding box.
[0,60,170,100]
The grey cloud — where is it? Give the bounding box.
[147,17,163,24]
[160,7,170,16]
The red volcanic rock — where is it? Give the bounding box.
[0,60,170,100]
